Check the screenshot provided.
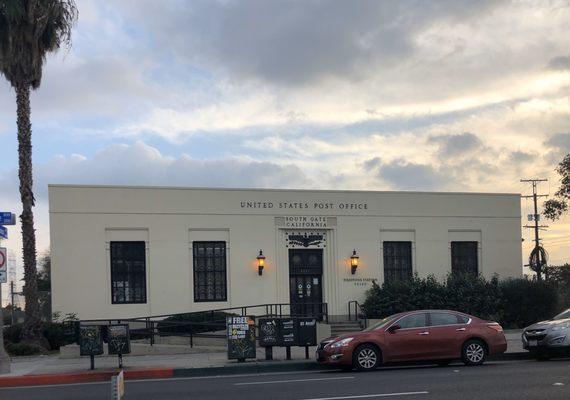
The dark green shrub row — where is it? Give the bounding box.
[3,321,76,351]
[157,311,235,335]
[5,342,43,356]
[362,274,564,329]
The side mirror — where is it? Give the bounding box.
[388,324,401,333]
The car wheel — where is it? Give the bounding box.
[436,359,452,367]
[461,339,487,366]
[353,344,380,371]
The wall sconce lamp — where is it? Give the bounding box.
[257,250,266,276]
[350,249,359,275]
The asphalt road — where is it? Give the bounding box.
[1,359,569,400]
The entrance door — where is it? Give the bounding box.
[289,249,323,319]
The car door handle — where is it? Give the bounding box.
[418,331,429,336]
[456,328,466,332]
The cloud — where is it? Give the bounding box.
[429,132,483,156]
[0,141,314,202]
[544,133,570,152]
[118,0,504,87]
[363,157,382,171]
[509,150,534,163]
[548,56,570,71]
[377,159,454,190]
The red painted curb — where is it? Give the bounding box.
[0,368,174,388]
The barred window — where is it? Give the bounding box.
[110,241,146,304]
[193,241,227,302]
[451,241,478,276]
[383,241,413,282]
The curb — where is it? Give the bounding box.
[0,368,174,388]
[0,352,532,388]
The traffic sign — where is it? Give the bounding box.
[0,271,6,283]
[0,212,15,225]
[0,225,7,239]
[0,247,6,271]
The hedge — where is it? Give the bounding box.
[362,274,565,329]
[156,311,235,335]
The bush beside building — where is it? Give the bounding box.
[362,274,567,329]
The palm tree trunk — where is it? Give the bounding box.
[16,83,42,343]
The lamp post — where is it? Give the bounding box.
[257,250,266,276]
[350,249,359,275]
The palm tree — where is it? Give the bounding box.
[0,0,77,345]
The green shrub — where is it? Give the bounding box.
[500,278,558,328]
[3,322,76,351]
[5,342,42,356]
[3,323,23,344]
[43,322,76,350]
[362,274,560,329]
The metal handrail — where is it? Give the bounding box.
[76,302,329,347]
[348,300,367,329]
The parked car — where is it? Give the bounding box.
[522,308,570,360]
[316,310,507,371]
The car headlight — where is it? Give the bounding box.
[330,338,354,348]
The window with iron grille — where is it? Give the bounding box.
[383,241,413,282]
[110,241,146,304]
[451,241,478,276]
[193,241,227,302]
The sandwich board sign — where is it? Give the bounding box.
[227,316,256,361]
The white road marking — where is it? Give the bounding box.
[235,376,355,386]
[553,383,564,386]
[299,391,429,400]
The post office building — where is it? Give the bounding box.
[49,185,522,320]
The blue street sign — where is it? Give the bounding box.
[0,212,15,225]
[0,225,7,239]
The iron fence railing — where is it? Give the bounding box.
[348,300,367,329]
[74,302,328,347]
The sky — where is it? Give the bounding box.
[0,0,570,285]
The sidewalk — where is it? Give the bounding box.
[0,330,528,387]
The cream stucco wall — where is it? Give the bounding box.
[49,185,522,320]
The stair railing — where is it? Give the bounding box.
[348,300,368,329]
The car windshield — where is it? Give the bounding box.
[553,308,570,320]
[363,315,397,331]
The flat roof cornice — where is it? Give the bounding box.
[47,184,520,197]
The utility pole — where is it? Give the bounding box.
[521,179,549,280]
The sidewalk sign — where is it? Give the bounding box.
[79,325,104,369]
[108,324,131,368]
[227,316,256,361]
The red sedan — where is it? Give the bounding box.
[317,310,507,371]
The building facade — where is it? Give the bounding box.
[49,185,522,320]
